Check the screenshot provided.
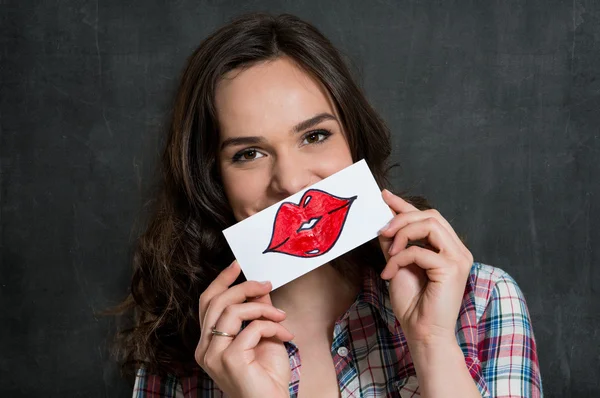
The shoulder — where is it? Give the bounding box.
[466,262,528,322]
[469,261,517,293]
[465,264,543,396]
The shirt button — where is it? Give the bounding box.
[334,324,341,336]
[337,346,349,357]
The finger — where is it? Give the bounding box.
[381,192,470,259]
[400,209,471,258]
[381,245,445,280]
[382,189,419,214]
[204,280,273,327]
[199,260,242,329]
[378,189,418,260]
[379,211,434,239]
[379,211,464,263]
[386,217,456,258]
[408,209,466,256]
[248,291,273,306]
[379,199,453,244]
[207,302,287,354]
[378,207,397,261]
[226,320,294,355]
[387,219,442,257]
[197,280,272,360]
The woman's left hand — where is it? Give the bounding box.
[378,189,474,347]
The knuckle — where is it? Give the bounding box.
[465,253,474,268]
[203,351,218,372]
[202,355,212,372]
[246,319,260,330]
[407,245,421,254]
[194,347,204,367]
[427,208,441,217]
[248,319,267,331]
[221,350,237,370]
[392,228,405,238]
[209,292,225,309]
[466,249,474,261]
[221,303,238,318]
[425,217,438,227]
[198,293,209,311]
[405,245,421,260]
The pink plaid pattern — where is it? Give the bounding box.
[133,262,543,397]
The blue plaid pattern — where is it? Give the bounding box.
[133,262,543,397]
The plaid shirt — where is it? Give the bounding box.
[133,262,543,397]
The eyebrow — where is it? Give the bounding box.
[220,112,338,151]
[292,112,337,133]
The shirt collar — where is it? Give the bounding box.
[356,267,400,335]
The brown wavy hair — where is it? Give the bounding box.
[108,12,432,380]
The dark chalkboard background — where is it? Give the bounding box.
[1,1,599,396]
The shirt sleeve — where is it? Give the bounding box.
[132,367,185,398]
[478,272,543,397]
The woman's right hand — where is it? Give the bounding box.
[195,260,294,398]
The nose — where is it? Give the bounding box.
[269,154,312,198]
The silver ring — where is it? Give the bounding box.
[211,326,236,338]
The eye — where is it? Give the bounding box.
[302,129,332,145]
[232,148,265,163]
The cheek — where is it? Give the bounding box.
[221,169,265,220]
[314,140,354,177]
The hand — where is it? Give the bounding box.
[377,189,474,347]
[195,260,293,398]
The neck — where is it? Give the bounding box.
[270,263,361,338]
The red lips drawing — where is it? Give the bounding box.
[263,189,357,258]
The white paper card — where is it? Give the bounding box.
[222,159,394,291]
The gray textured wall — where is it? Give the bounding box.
[1,1,599,396]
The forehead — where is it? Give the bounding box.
[214,57,338,138]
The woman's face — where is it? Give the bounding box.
[216,57,354,221]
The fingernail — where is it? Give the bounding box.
[378,221,391,233]
[259,280,271,285]
[228,260,236,268]
[383,189,391,196]
[276,308,286,314]
[388,243,395,255]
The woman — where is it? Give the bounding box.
[114,12,543,397]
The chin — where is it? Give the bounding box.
[236,209,257,222]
